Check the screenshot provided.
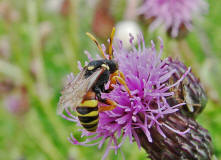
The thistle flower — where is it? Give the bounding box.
[138,0,208,37]
[59,33,198,159]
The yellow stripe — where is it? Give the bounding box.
[77,111,98,117]
[79,100,98,107]
[80,119,98,125]
[87,66,95,70]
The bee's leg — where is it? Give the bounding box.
[105,70,127,92]
[110,70,125,81]
[109,74,132,97]
[100,85,111,93]
[185,103,201,112]
[172,95,202,112]
[94,90,117,112]
[98,99,117,112]
[93,86,102,100]
[192,104,201,107]
[94,86,111,102]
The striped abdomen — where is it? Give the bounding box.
[76,91,99,132]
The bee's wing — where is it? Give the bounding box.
[57,68,104,115]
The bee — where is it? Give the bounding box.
[167,66,207,118]
[57,28,131,132]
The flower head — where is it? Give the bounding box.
[138,0,208,37]
[59,34,191,159]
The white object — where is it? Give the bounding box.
[115,21,141,48]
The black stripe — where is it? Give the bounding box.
[82,123,98,129]
[78,115,98,123]
[86,128,97,132]
[76,106,98,115]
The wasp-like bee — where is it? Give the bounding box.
[166,61,207,118]
[57,28,131,132]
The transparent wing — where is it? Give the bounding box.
[57,68,103,115]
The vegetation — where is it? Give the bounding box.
[0,0,220,159]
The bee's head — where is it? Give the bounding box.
[105,59,118,74]
[86,59,118,73]
[85,60,118,78]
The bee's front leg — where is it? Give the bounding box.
[109,71,132,97]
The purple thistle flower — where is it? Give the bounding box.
[138,0,208,37]
[59,33,193,159]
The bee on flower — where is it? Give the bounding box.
[58,29,212,160]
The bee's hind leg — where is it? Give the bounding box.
[97,70,132,112]
[93,86,117,112]
[98,99,117,112]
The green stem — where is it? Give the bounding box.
[25,0,68,152]
[64,0,80,73]
[0,59,68,157]
[25,110,65,160]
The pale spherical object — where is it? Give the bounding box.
[115,21,141,48]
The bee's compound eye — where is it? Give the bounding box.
[87,66,95,70]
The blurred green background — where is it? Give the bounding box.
[0,0,220,159]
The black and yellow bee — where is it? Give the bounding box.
[57,28,131,132]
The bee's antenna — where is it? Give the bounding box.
[86,32,106,59]
[108,27,115,60]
